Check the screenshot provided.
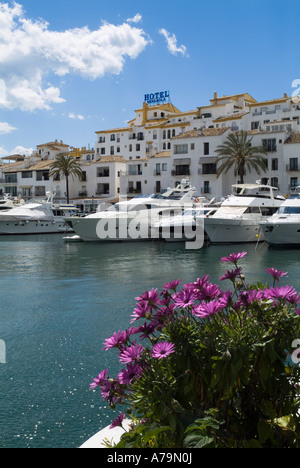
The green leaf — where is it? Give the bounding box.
[257,421,275,445]
[183,433,214,448]
[242,439,262,448]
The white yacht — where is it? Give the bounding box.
[151,200,218,242]
[0,194,25,211]
[203,183,285,244]
[0,192,78,235]
[259,194,300,245]
[64,180,202,242]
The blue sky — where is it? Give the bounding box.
[0,0,299,156]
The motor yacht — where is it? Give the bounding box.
[202,183,285,244]
[0,192,78,235]
[259,193,300,245]
[151,200,218,243]
[0,194,25,211]
[64,180,202,242]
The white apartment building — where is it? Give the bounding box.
[95,93,300,198]
[95,92,300,199]
[1,91,299,205]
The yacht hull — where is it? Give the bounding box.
[0,219,72,235]
[65,216,152,242]
[205,218,264,243]
[260,221,300,245]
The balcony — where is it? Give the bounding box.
[286,165,299,172]
[172,169,190,177]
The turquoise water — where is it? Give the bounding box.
[0,235,299,448]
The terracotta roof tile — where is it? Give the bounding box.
[172,127,229,139]
[284,133,300,144]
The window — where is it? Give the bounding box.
[162,163,168,171]
[129,165,142,176]
[99,136,105,143]
[136,144,140,151]
[251,122,259,130]
[110,146,114,155]
[290,158,299,171]
[191,143,195,150]
[156,163,161,176]
[5,174,17,183]
[203,181,210,194]
[204,142,210,155]
[174,165,190,176]
[202,163,217,175]
[262,139,277,152]
[97,167,110,177]
[35,186,46,197]
[101,148,105,155]
[97,183,110,195]
[36,171,49,181]
[5,186,17,197]
[271,158,278,171]
[271,177,279,188]
[110,134,115,141]
[174,144,188,154]
[22,171,33,179]
[290,177,298,189]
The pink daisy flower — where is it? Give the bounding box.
[152,342,175,359]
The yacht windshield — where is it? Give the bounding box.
[182,210,194,216]
[278,206,300,215]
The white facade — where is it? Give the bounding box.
[95,92,300,199]
[1,92,299,204]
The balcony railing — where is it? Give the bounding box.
[171,170,190,177]
[286,165,299,172]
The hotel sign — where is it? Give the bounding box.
[144,91,170,106]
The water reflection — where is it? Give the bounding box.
[0,235,300,448]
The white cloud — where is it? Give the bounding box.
[0,3,150,112]
[68,112,85,121]
[0,144,33,158]
[0,121,17,134]
[0,146,7,157]
[127,13,142,24]
[13,145,33,155]
[159,29,189,57]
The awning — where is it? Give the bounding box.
[173,158,191,166]
[213,206,247,217]
[199,157,217,164]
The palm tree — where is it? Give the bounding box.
[49,154,83,203]
[215,131,268,184]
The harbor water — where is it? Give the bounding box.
[0,235,299,448]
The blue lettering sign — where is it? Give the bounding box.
[144,91,170,106]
